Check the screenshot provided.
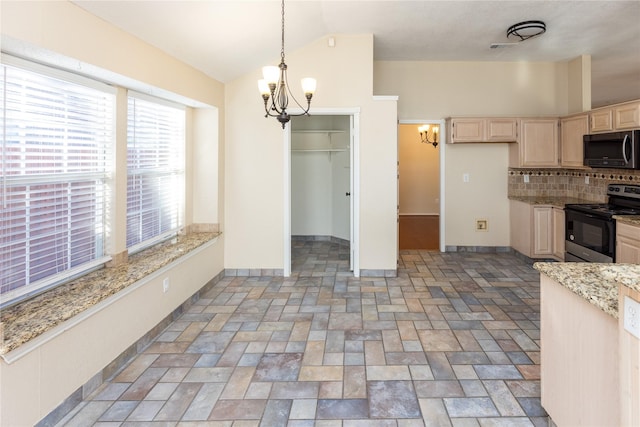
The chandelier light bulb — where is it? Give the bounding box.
[262,66,280,85]
[258,79,271,96]
[301,78,317,96]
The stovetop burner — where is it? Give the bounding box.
[565,184,640,218]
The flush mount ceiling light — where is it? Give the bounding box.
[506,20,546,42]
[418,124,439,148]
[258,0,316,129]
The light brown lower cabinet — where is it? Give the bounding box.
[541,274,640,426]
[616,222,640,263]
[541,274,620,425]
[510,200,563,260]
[552,207,565,261]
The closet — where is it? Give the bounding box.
[291,115,351,244]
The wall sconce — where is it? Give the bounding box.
[418,124,439,147]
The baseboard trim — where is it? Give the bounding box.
[292,235,350,245]
[445,246,513,254]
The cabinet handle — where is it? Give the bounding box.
[346,192,351,197]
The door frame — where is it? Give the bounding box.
[284,107,361,277]
[397,119,446,252]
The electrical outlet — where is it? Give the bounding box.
[163,277,170,293]
[585,175,590,185]
[476,219,488,231]
[524,174,530,183]
[624,296,640,339]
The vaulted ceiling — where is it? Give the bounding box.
[73,0,640,108]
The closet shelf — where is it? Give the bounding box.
[292,129,346,134]
[292,148,349,153]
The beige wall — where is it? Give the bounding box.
[1,2,226,425]
[399,124,440,215]
[225,35,399,271]
[374,61,570,247]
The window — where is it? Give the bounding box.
[126,94,185,252]
[0,57,114,306]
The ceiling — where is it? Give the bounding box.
[72,0,640,108]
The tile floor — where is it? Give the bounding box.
[58,239,547,426]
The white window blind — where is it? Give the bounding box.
[0,58,114,306]
[127,94,185,252]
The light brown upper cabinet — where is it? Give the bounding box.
[560,114,589,168]
[509,118,559,167]
[614,101,640,130]
[448,118,517,143]
[590,100,640,133]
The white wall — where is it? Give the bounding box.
[374,60,569,247]
[399,124,440,215]
[225,35,398,271]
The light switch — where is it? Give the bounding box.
[463,173,470,183]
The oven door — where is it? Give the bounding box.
[565,208,615,262]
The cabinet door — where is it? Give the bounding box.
[450,119,484,143]
[590,108,614,133]
[614,101,640,130]
[553,207,565,260]
[533,206,553,256]
[560,115,589,168]
[520,119,559,167]
[617,237,640,263]
[486,118,518,142]
[510,200,533,257]
[616,222,640,263]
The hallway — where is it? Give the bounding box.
[58,242,545,426]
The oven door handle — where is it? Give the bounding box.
[622,134,630,164]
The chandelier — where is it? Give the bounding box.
[258,0,316,128]
[418,124,439,147]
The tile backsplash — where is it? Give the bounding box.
[508,168,640,202]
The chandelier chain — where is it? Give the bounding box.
[280,0,286,63]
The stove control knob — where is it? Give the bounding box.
[569,234,575,241]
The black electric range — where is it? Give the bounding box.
[565,184,640,263]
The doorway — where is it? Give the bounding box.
[285,110,360,276]
[398,122,441,250]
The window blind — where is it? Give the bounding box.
[0,59,114,305]
[126,94,185,252]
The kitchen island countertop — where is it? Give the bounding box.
[534,262,640,319]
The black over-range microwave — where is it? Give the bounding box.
[583,129,640,169]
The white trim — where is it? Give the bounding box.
[2,53,116,94]
[128,90,187,110]
[352,113,361,277]
[285,108,361,277]
[373,96,399,101]
[1,237,219,364]
[438,119,446,253]
[398,119,446,252]
[283,125,292,277]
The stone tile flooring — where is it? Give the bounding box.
[58,240,547,426]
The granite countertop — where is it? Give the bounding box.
[0,232,220,356]
[509,195,596,208]
[614,215,640,226]
[534,262,640,318]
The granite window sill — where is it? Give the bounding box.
[0,232,220,358]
